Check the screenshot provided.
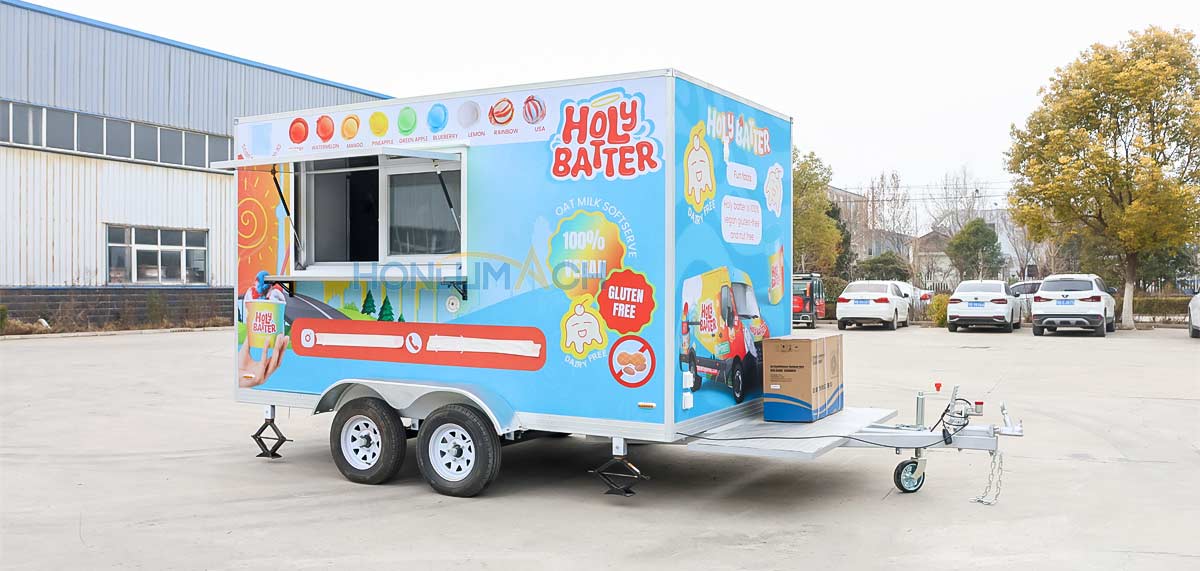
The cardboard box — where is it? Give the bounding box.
[761,332,844,422]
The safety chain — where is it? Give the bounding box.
[970,451,1004,505]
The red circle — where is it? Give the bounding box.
[316,115,334,142]
[608,335,655,388]
[288,118,308,144]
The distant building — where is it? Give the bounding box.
[912,229,954,290]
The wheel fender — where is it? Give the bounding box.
[315,379,517,435]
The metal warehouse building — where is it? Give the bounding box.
[0,0,385,327]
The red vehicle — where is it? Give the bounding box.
[791,273,826,329]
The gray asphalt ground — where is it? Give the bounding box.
[2,325,1197,570]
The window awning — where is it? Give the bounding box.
[211,146,462,169]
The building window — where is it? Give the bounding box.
[45,108,75,150]
[77,114,104,154]
[107,225,209,285]
[160,128,183,165]
[133,124,158,162]
[184,132,206,167]
[11,103,42,146]
[105,119,132,158]
[0,102,9,143]
[207,136,230,167]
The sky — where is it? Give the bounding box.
[35,0,1200,198]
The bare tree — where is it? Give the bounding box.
[866,171,914,257]
[999,208,1041,280]
[926,166,985,234]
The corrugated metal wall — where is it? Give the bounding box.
[0,3,380,135]
[0,146,236,286]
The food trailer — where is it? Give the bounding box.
[218,70,1021,498]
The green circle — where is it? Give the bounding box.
[397,107,418,136]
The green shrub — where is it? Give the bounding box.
[823,277,848,320]
[0,305,7,332]
[929,294,950,327]
[1113,296,1192,317]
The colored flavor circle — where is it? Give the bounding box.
[522,95,546,124]
[369,111,389,136]
[489,98,514,126]
[288,118,308,144]
[316,115,334,142]
[397,107,418,136]
[427,104,449,133]
[457,101,480,128]
[341,115,360,140]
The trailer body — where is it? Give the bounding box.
[224,70,793,442]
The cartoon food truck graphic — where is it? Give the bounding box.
[678,267,770,403]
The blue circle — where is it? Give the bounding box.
[427,103,449,133]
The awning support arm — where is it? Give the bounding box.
[270,165,307,268]
[432,160,462,234]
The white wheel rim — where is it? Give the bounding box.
[428,423,475,482]
[340,415,382,471]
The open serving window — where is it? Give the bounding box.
[215,146,468,283]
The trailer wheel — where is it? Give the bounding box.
[731,360,746,404]
[330,398,406,485]
[688,349,702,392]
[417,404,502,497]
[893,460,924,493]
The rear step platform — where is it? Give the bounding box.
[685,407,897,460]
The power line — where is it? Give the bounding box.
[827,193,1011,205]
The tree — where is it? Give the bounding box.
[361,290,377,316]
[857,251,912,281]
[1007,27,1200,328]
[827,201,856,279]
[377,294,395,321]
[946,219,1006,280]
[865,170,913,256]
[927,167,987,235]
[998,208,1041,280]
[791,150,842,273]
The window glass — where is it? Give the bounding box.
[11,104,42,146]
[732,283,761,317]
[45,108,74,150]
[843,283,888,293]
[106,119,132,158]
[955,282,1003,293]
[207,136,229,166]
[160,229,183,246]
[108,246,131,283]
[160,251,182,282]
[0,101,10,143]
[185,249,206,283]
[1040,279,1092,292]
[107,225,129,244]
[135,227,157,245]
[186,230,206,248]
[184,132,206,167]
[134,124,157,161]
[159,128,182,164]
[77,114,103,154]
[388,171,461,256]
[136,250,159,281]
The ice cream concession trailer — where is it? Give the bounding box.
[217,70,1021,498]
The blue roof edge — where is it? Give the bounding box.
[2,0,392,100]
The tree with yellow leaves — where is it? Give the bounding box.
[792,150,842,274]
[1008,27,1200,329]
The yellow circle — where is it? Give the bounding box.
[341,114,360,139]
[369,111,388,137]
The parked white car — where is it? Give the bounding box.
[1189,292,1200,339]
[947,280,1023,332]
[837,280,911,330]
[1031,273,1117,337]
[1009,280,1042,321]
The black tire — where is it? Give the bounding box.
[330,397,406,485]
[1033,325,1044,336]
[416,404,502,498]
[837,320,847,330]
[948,323,958,332]
[1191,314,1200,338]
[893,459,924,493]
[1093,323,1106,337]
[730,359,746,404]
[807,322,816,329]
[1002,319,1014,333]
[688,349,701,392]
[885,312,897,331]
[1014,317,1022,329]
[1105,315,1116,333]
